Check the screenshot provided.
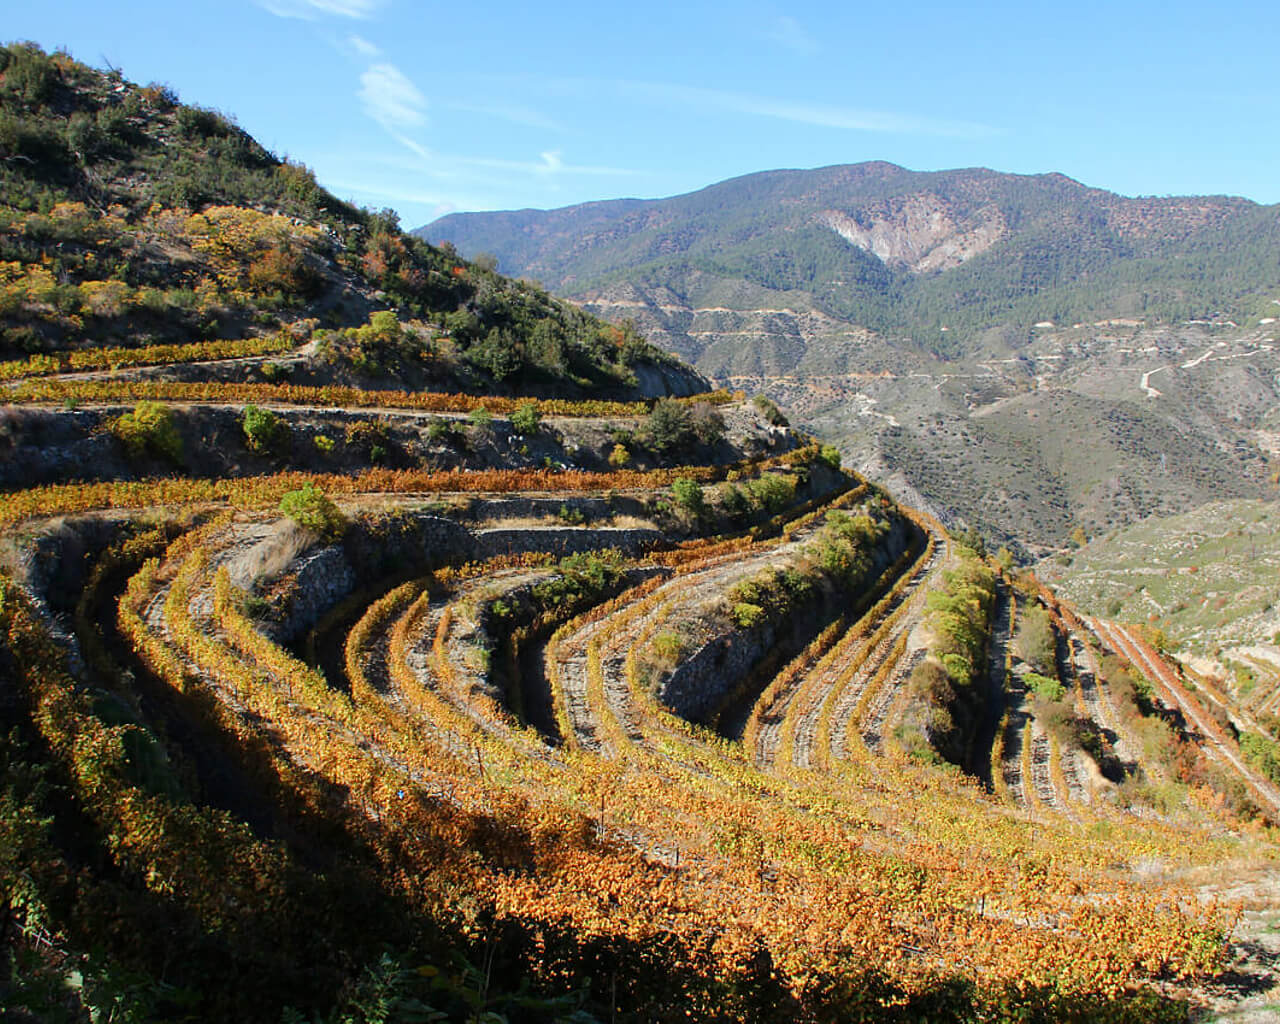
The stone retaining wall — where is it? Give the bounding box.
[657,514,916,723]
[268,514,664,642]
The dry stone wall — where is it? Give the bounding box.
[658,514,914,723]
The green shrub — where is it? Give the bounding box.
[746,473,795,515]
[671,477,705,516]
[65,111,105,160]
[279,482,346,541]
[816,536,871,585]
[651,631,684,666]
[0,43,57,108]
[895,722,943,764]
[1039,701,1108,761]
[557,504,585,525]
[313,434,335,454]
[343,419,390,454]
[924,552,997,694]
[731,602,767,629]
[818,444,843,470]
[1013,606,1056,674]
[530,550,624,611]
[780,568,813,602]
[752,393,788,426]
[721,484,750,520]
[468,406,493,430]
[176,104,231,139]
[1241,732,1280,785]
[510,400,541,436]
[1024,671,1066,702]
[242,403,286,453]
[940,652,974,688]
[608,443,630,468]
[909,660,955,707]
[110,401,183,464]
[825,511,880,546]
[640,398,692,453]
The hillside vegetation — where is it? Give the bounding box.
[0,42,700,400]
[2,45,1280,1024]
[1042,500,1280,758]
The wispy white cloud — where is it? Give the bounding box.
[326,178,466,208]
[256,0,383,20]
[764,15,819,54]
[454,149,638,177]
[388,130,432,162]
[332,135,637,186]
[359,63,428,130]
[347,33,382,57]
[616,80,996,138]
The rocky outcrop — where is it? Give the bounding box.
[476,526,661,559]
[264,513,665,643]
[269,545,357,644]
[818,195,1005,273]
[631,358,711,398]
[4,513,135,614]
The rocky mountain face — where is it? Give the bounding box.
[816,194,1006,272]
[420,163,1280,554]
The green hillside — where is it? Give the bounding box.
[1042,499,1280,655]
[0,42,700,400]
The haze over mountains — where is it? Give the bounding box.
[421,163,1280,555]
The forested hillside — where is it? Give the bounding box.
[422,161,1280,354]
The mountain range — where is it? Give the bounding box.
[421,163,1280,555]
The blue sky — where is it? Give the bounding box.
[10,1,1279,227]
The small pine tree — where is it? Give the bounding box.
[242,403,286,453]
[510,400,541,436]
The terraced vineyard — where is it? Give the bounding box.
[6,350,1280,1022]
[3,44,1279,1024]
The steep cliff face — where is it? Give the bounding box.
[630,359,712,397]
[818,194,1006,272]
